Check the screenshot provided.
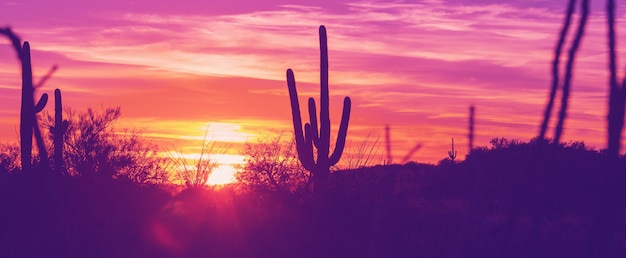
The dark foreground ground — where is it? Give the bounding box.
[1,141,625,257]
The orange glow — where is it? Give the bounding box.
[164,150,245,185]
[207,164,238,185]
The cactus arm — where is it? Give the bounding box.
[329,97,351,166]
[34,93,48,113]
[0,27,23,58]
[302,123,316,171]
[287,69,305,145]
[287,69,316,168]
[33,93,51,170]
[34,65,58,89]
[307,98,320,148]
[54,90,63,131]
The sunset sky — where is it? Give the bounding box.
[1,0,626,176]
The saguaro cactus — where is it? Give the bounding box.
[22,42,51,172]
[448,137,457,162]
[538,0,589,144]
[52,89,68,175]
[606,0,625,160]
[286,25,352,194]
[539,0,576,140]
[1,28,50,173]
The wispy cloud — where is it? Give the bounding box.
[1,0,624,163]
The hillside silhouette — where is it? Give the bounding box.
[1,139,624,257]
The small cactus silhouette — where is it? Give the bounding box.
[286,25,351,194]
[52,89,68,175]
[448,137,457,162]
[468,106,474,151]
[385,124,392,164]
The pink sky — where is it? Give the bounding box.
[1,0,626,165]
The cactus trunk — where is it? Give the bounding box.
[19,42,35,173]
[19,42,50,173]
[53,89,67,175]
[607,0,625,160]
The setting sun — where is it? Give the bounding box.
[207,164,238,185]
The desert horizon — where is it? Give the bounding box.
[1,0,626,257]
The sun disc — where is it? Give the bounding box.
[207,164,237,185]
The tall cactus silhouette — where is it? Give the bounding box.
[52,89,68,175]
[1,28,50,173]
[385,124,392,164]
[448,137,457,162]
[606,0,625,160]
[553,0,589,144]
[538,0,589,144]
[468,105,474,151]
[286,25,352,194]
[539,0,575,140]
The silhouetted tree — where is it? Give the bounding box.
[489,137,510,149]
[40,107,169,183]
[0,142,20,174]
[171,156,217,188]
[237,132,310,194]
